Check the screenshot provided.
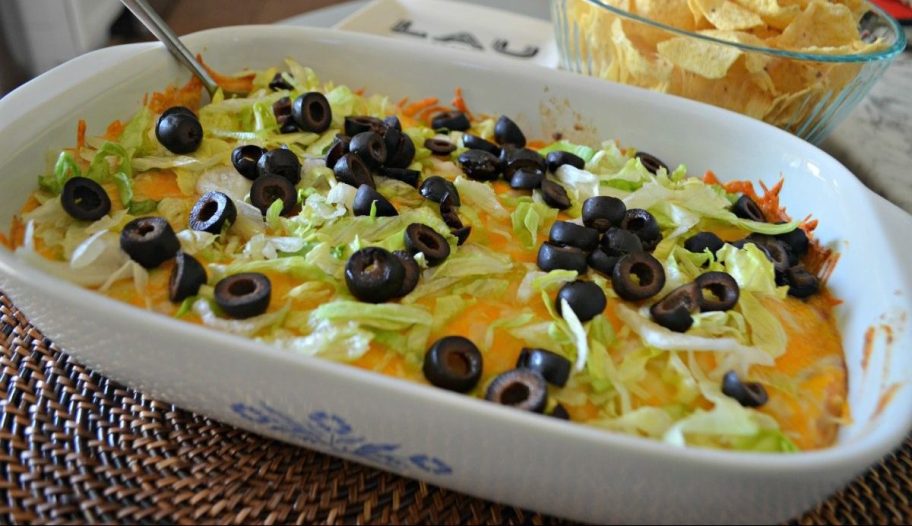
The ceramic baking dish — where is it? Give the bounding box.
[0,26,910,524]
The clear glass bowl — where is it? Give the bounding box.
[552,0,907,143]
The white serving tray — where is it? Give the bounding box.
[0,26,910,524]
[334,0,559,68]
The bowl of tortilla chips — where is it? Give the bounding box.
[552,0,906,143]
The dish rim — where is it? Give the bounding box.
[0,24,909,472]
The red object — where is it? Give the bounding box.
[871,0,912,22]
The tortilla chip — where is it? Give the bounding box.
[634,0,700,30]
[657,36,743,79]
[693,0,766,30]
[698,30,774,74]
[671,62,775,118]
[628,0,700,50]
[611,19,675,90]
[775,0,860,49]
[731,0,801,29]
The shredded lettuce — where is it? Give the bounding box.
[714,243,786,298]
[311,301,432,331]
[738,291,788,359]
[454,176,508,218]
[40,152,81,194]
[484,311,535,349]
[194,299,289,337]
[560,298,589,372]
[431,244,513,280]
[537,140,596,162]
[616,304,775,367]
[276,320,373,362]
[432,294,471,331]
[510,198,557,249]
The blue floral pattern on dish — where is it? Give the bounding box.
[231,402,453,476]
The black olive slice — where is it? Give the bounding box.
[344,247,405,303]
[621,208,662,251]
[334,153,376,189]
[190,191,237,234]
[268,72,293,91]
[380,167,421,188]
[120,216,180,269]
[634,151,669,175]
[382,126,402,155]
[424,138,456,156]
[279,121,298,134]
[537,242,588,273]
[257,147,301,185]
[272,96,293,129]
[748,235,792,277]
[419,176,460,205]
[161,106,195,119]
[156,109,203,154]
[509,168,544,190]
[404,223,450,266]
[721,370,768,407]
[611,252,666,301]
[540,179,571,210]
[385,133,416,169]
[463,134,499,155]
[785,264,819,298]
[485,368,547,413]
[776,227,809,257]
[383,115,402,132]
[546,151,585,173]
[732,195,766,222]
[439,193,463,230]
[324,135,350,171]
[650,283,700,332]
[250,174,296,216]
[457,149,502,181]
[556,280,607,322]
[393,250,420,298]
[582,196,626,232]
[493,115,526,147]
[344,115,384,137]
[423,336,483,392]
[601,227,643,256]
[169,251,207,302]
[349,131,387,169]
[548,221,599,252]
[517,348,572,387]
[587,248,620,277]
[695,271,740,312]
[501,146,546,178]
[684,232,724,254]
[431,110,470,132]
[61,177,111,221]
[453,226,472,246]
[214,272,271,319]
[352,184,397,217]
[549,403,571,420]
[291,91,332,133]
[232,144,265,180]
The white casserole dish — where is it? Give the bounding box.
[0,26,910,525]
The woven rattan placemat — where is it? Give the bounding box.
[1,292,910,525]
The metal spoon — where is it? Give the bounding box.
[120,0,240,98]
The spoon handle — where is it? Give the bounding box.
[120,0,220,97]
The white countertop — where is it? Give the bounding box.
[284,0,912,213]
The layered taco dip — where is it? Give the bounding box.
[3,60,845,452]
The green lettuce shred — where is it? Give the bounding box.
[511,198,557,249]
